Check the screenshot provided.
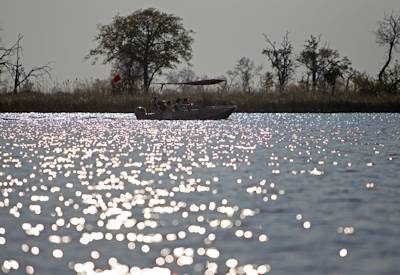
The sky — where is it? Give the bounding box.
[1,0,400,84]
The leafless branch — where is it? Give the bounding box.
[376,11,400,82]
[18,63,52,87]
[376,12,400,48]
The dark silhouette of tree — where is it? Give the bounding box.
[87,8,194,93]
[343,67,357,92]
[0,45,14,74]
[375,12,400,83]
[0,31,17,78]
[353,72,377,95]
[225,69,239,92]
[111,58,142,93]
[233,57,260,93]
[298,35,352,93]
[262,32,295,91]
[259,71,274,93]
[298,35,323,90]
[323,55,352,94]
[382,60,400,93]
[7,35,51,94]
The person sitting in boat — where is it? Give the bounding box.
[182,98,192,111]
[174,98,184,112]
[166,101,174,112]
[151,97,159,113]
[159,100,167,113]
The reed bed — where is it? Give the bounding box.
[1,88,400,113]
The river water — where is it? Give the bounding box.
[0,113,399,275]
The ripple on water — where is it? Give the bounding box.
[0,113,399,274]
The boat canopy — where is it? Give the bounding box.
[154,79,225,86]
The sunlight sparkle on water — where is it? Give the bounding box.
[0,113,399,274]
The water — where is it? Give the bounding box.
[0,113,399,275]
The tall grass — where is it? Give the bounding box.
[1,85,400,113]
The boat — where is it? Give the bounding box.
[134,79,236,120]
[134,105,236,120]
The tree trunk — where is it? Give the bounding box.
[13,70,19,94]
[143,63,149,94]
[311,71,317,91]
[345,78,350,92]
[278,74,284,92]
[13,39,20,94]
[378,42,394,83]
[345,75,352,92]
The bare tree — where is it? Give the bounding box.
[375,12,400,83]
[259,71,274,93]
[262,32,296,91]
[0,44,15,72]
[225,69,239,92]
[343,67,357,92]
[0,34,17,77]
[7,35,51,93]
[232,57,260,93]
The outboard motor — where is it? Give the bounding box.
[134,107,146,119]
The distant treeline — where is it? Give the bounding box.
[1,8,400,112]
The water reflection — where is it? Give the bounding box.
[0,113,399,274]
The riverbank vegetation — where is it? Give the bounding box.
[1,9,400,113]
[1,85,399,113]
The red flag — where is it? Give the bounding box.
[112,74,121,84]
